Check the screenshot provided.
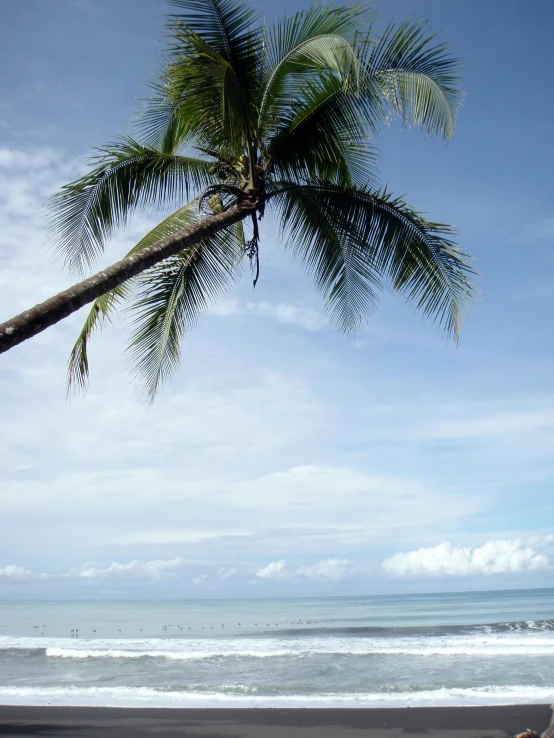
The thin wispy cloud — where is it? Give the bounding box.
[211,299,327,331]
[524,218,554,240]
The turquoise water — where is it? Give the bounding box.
[0,588,553,707]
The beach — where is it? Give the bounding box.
[0,705,551,738]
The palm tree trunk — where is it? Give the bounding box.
[0,203,253,355]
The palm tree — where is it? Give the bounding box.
[0,0,475,400]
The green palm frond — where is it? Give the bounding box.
[67,283,131,396]
[127,215,244,401]
[270,183,475,339]
[66,200,203,393]
[135,83,196,151]
[362,19,463,139]
[259,34,360,140]
[270,183,382,333]
[135,84,180,149]
[168,0,261,78]
[265,2,370,72]
[259,2,371,133]
[166,0,263,146]
[165,31,253,150]
[267,72,379,187]
[47,138,214,275]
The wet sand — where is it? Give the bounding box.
[0,704,551,738]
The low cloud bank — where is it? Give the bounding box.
[0,556,355,585]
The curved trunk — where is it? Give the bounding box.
[0,203,253,355]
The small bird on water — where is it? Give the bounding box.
[515,705,554,738]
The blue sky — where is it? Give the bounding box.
[1,0,554,598]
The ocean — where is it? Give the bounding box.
[0,589,553,708]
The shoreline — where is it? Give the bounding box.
[0,704,551,737]
[0,695,553,709]
[0,687,552,709]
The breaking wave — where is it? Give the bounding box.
[2,629,554,661]
[0,684,552,708]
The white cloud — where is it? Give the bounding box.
[256,560,287,579]
[0,147,84,318]
[296,558,354,580]
[211,298,326,331]
[249,301,326,331]
[382,536,554,578]
[256,558,355,581]
[0,558,234,588]
[225,464,483,539]
[0,147,66,172]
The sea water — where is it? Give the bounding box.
[0,589,553,707]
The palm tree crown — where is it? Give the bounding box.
[47,0,475,401]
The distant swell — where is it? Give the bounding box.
[2,618,554,664]
[272,620,554,637]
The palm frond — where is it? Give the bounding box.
[269,183,475,339]
[259,2,371,132]
[166,0,263,144]
[168,0,260,75]
[362,19,463,139]
[270,184,382,333]
[267,72,379,187]
[127,216,244,402]
[265,2,371,71]
[135,84,179,149]
[165,31,251,149]
[47,138,214,275]
[67,283,131,396]
[66,200,203,393]
[134,82,195,150]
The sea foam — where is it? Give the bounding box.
[0,684,552,708]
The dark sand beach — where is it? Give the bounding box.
[0,705,551,738]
